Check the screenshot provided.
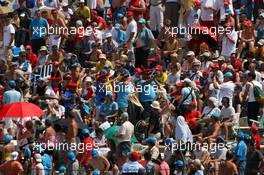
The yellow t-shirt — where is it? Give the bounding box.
[77,6,91,21]
[96,60,113,72]
[156,72,168,84]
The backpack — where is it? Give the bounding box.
[251,82,264,103]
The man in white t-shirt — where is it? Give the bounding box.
[200,0,217,28]
[220,27,238,60]
[216,72,235,106]
[126,12,137,64]
[3,17,15,62]
[115,112,134,156]
[242,72,263,126]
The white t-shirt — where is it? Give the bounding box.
[187,8,201,26]
[126,20,137,42]
[3,24,15,47]
[248,80,263,102]
[119,121,134,142]
[200,0,216,21]
[220,106,235,119]
[221,29,238,57]
[87,0,96,9]
[218,81,235,105]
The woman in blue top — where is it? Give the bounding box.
[179,78,196,115]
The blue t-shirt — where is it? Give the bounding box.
[100,102,118,117]
[96,83,106,106]
[139,80,157,102]
[29,18,49,39]
[42,154,52,175]
[63,91,75,108]
[116,82,133,109]
[117,30,126,46]
[235,140,247,161]
[181,87,195,105]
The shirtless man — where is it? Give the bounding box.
[203,111,222,143]
[237,20,255,57]
[86,149,110,172]
[67,110,78,144]
[40,119,56,144]
[4,62,27,85]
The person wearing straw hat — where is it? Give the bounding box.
[0,151,24,174]
[38,46,48,65]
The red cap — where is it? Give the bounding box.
[203,69,210,75]
[250,124,258,132]
[52,61,60,66]
[244,20,252,27]
[47,77,61,81]
[134,68,142,74]
[0,85,4,91]
[175,81,184,87]
[194,0,201,6]
[129,152,140,162]
[127,11,134,16]
[147,58,157,62]
[211,63,219,69]
[224,0,230,5]
[189,101,197,107]
[25,45,32,50]
[66,83,78,87]
[155,65,162,71]
[138,68,152,75]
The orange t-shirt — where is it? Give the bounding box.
[0,160,23,175]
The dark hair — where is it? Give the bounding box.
[144,152,152,161]
[226,150,233,160]
[222,97,230,107]
[95,128,104,135]
[248,72,256,80]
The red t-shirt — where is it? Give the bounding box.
[184,111,201,129]
[84,87,94,100]
[252,133,261,150]
[78,137,95,166]
[27,53,38,69]
[97,16,107,29]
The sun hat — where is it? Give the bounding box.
[150,101,161,110]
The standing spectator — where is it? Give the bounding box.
[66,151,79,175]
[3,80,22,104]
[242,72,263,126]
[134,18,155,67]
[164,0,181,27]
[149,0,164,37]
[3,16,15,62]
[126,11,137,64]
[34,153,45,175]
[29,9,48,54]
[76,0,91,22]
[0,151,23,174]
[234,131,247,175]
[200,0,216,28]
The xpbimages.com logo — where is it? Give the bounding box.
[164,140,229,153]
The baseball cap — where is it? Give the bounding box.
[92,149,99,158]
[186,51,195,56]
[138,18,146,24]
[99,54,106,59]
[224,72,233,78]
[84,76,92,82]
[67,151,76,161]
[145,137,157,144]
[25,45,32,50]
[8,80,16,87]
[11,151,19,160]
[82,128,90,135]
[174,160,184,167]
[120,112,129,118]
[128,151,140,161]
[116,13,124,19]
[79,0,85,3]
[114,23,121,29]
[105,33,112,38]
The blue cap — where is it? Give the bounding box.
[138,18,146,24]
[4,134,13,143]
[145,137,157,144]
[8,80,16,87]
[104,64,111,68]
[92,169,100,175]
[67,151,76,161]
[115,23,121,29]
[92,149,99,158]
[225,8,232,15]
[24,148,32,158]
[58,165,66,173]
[37,77,45,82]
[174,160,184,167]
[237,131,245,139]
[106,92,113,98]
[116,13,124,19]
[165,138,173,145]
[224,72,233,78]
[12,47,21,57]
[101,69,108,75]
[82,128,90,135]
[243,133,251,140]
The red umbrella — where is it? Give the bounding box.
[0,102,44,118]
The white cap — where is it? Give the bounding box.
[84,76,92,82]
[11,151,19,160]
[105,33,112,38]
[186,51,195,56]
[76,20,83,27]
[34,153,42,162]
[79,0,84,3]
[61,2,68,6]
